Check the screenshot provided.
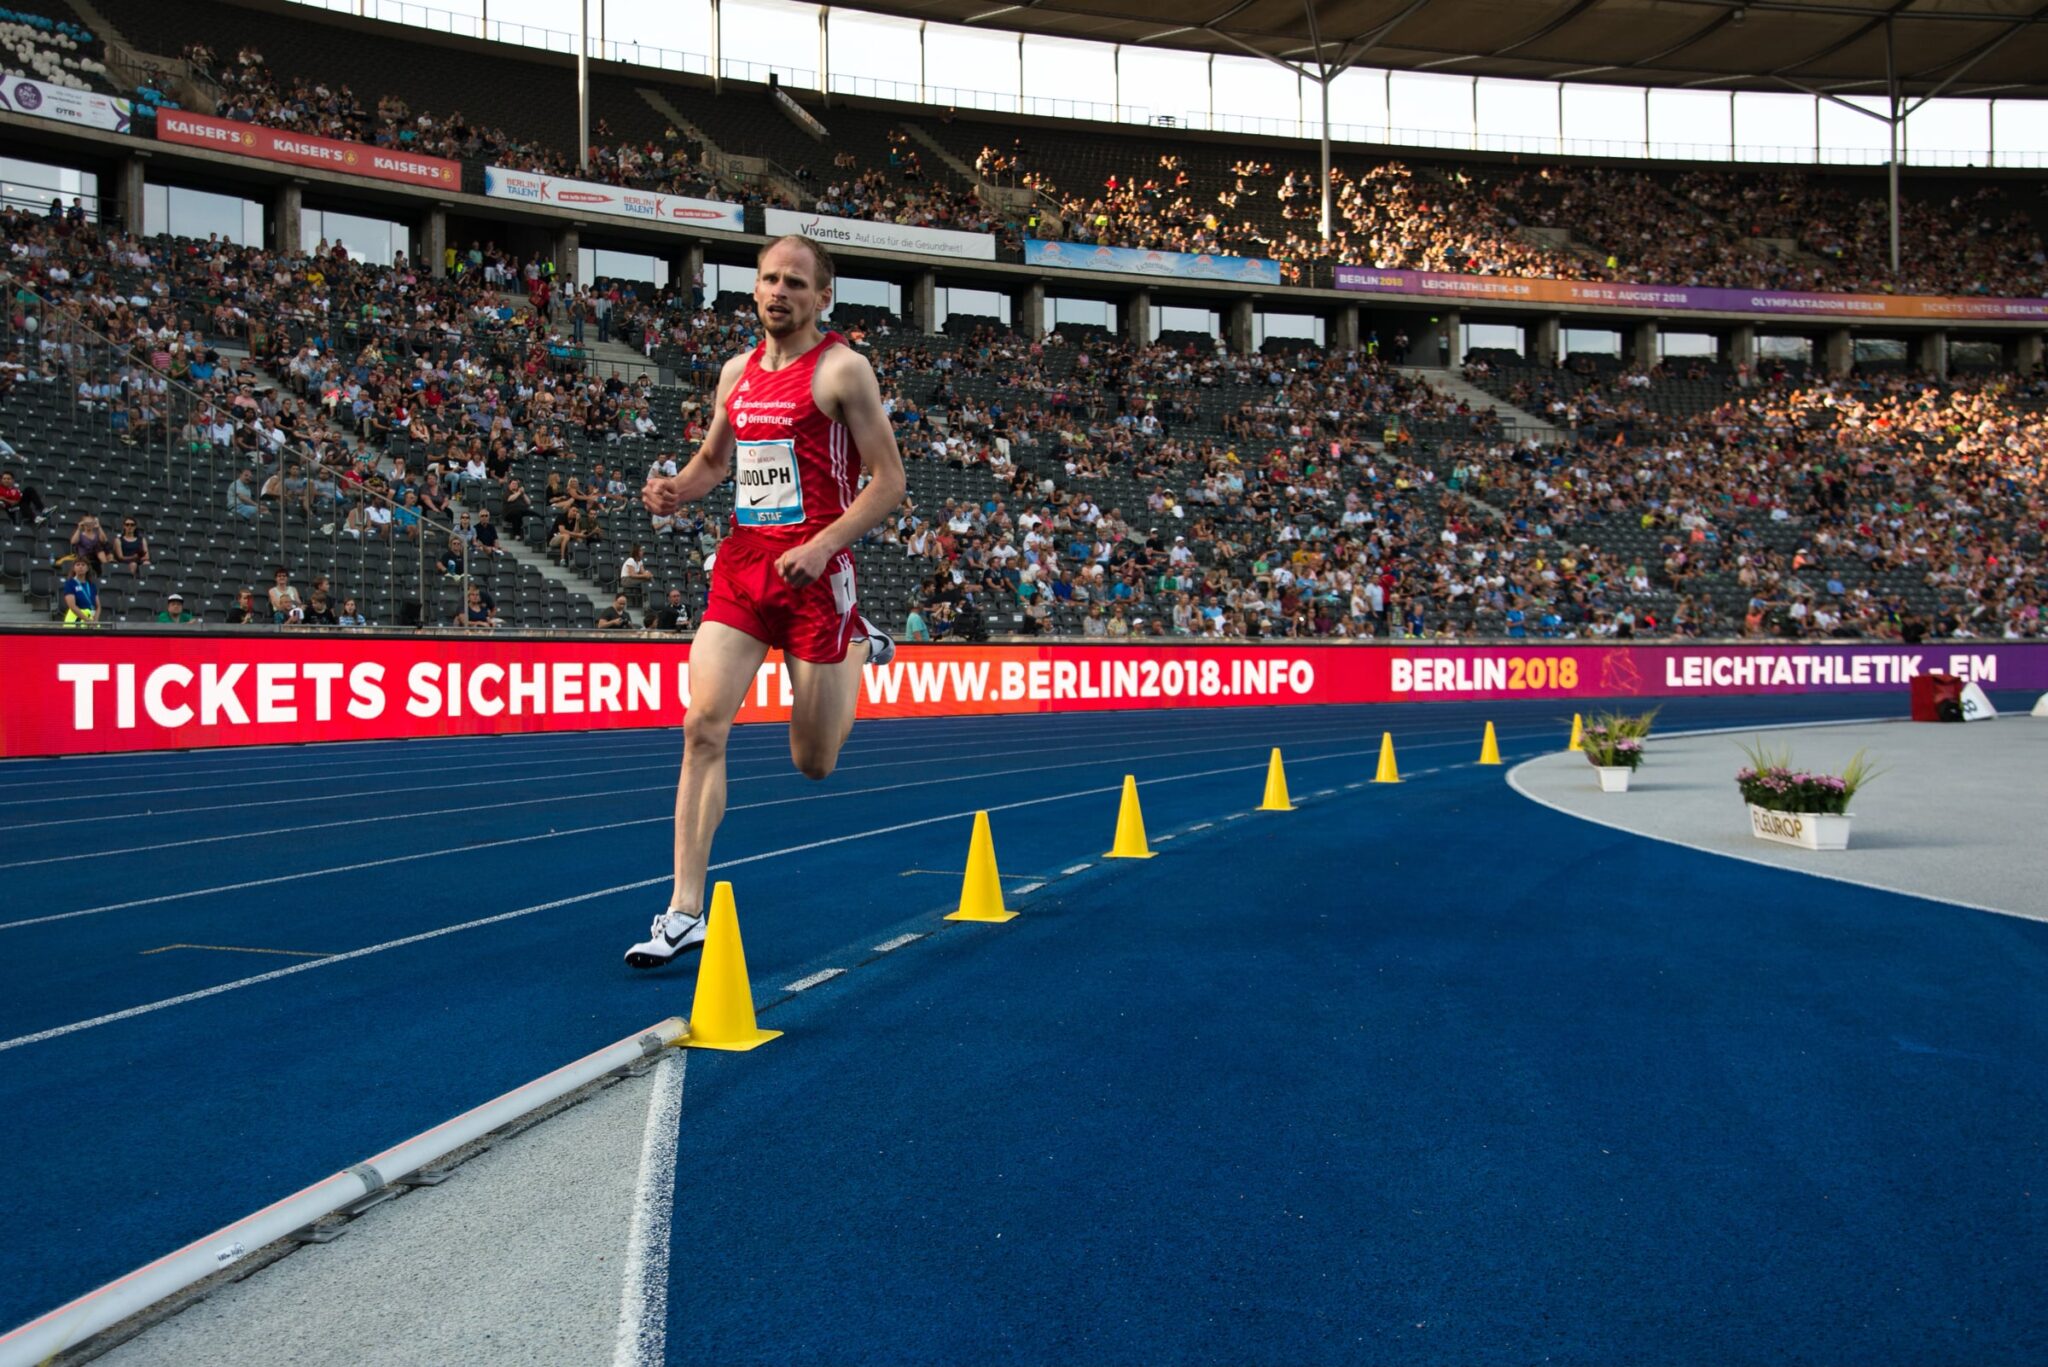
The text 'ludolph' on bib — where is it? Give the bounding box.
[734,438,805,527]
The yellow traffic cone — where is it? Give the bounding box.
[1105,775,1156,859]
[1568,713,1585,751]
[683,882,781,1052]
[1479,721,1502,765]
[946,811,1017,922]
[1374,731,1401,783]
[1258,748,1294,811]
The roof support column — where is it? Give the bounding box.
[1226,299,1254,356]
[1916,330,1949,381]
[819,5,830,106]
[1532,314,1561,367]
[1721,325,1756,376]
[1883,18,1901,277]
[2006,333,2041,376]
[1014,280,1045,339]
[1319,77,1333,240]
[1329,303,1359,354]
[1824,328,1853,378]
[1125,290,1152,347]
[577,0,589,172]
[1629,320,1658,369]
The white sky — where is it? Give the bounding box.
[337,0,2046,164]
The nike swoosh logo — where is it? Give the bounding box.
[748,494,769,506]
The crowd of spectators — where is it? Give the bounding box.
[0,198,699,624]
[4,176,2043,642]
[131,33,2048,301]
[1010,147,2048,298]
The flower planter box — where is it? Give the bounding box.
[1747,804,1853,851]
[1594,766,1633,793]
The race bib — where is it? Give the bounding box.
[734,438,804,527]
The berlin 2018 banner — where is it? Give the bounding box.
[0,635,2040,758]
[1331,264,2048,322]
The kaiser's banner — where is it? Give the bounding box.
[483,166,743,233]
[1026,240,1283,286]
[764,207,995,262]
[156,110,459,189]
[1,636,2040,758]
[0,75,130,133]
[1332,264,2048,322]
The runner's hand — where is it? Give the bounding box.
[641,476,681,515]
[774,540,832,589]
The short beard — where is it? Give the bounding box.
[759,304,811,339]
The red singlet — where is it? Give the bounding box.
[701,331,865,663]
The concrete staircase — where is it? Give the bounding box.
[1403,366,1562,442]
[638,88,805,209]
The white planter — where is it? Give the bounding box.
[1747,804,1853,851]
[1594,765,1633,793]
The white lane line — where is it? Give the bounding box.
[0,743,1385,1051]
[871,933,923,953]
[1313,789,1337,797]
[610,1049,684,1367]
[0,728,1394,873]
[1009,882,1043,896]
[1060,864,1092,876]
[1186,822,1212,832]
[1153,834,1176,842]
[5,711,1383,827]
[0,705,1359,791]
[782,968,845,993]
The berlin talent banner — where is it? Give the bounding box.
[1331,264,2048,323]
[1025,239,1283,286]
[0,74,131,134]
[763,208,996,263]
[1,635,2042,758]
[155,110,460,189]
[482,166,744,233]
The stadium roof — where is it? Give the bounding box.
[838,0,2048,100]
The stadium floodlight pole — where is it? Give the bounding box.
[578,0,590,173]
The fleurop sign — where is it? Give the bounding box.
[763,207,995,262]
[1331,264,2048,322]
[481,166,744,233]
[156,110,460,189]
[1,636,2041,758]
[1025,240,1282,286]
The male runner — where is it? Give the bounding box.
[625,235,906,967]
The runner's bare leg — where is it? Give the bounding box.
[671,621,770,916]
[784,643,869,781]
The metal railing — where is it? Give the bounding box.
[272,0,2048,170]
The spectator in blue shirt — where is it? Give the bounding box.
[61,563,97,625]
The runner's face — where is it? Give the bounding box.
[754,243,829,339]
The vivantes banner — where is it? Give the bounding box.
[1025,239,1283,286]
[1,635,2041,758]
[0,75,130,133]
[1332,264,2048,322]
[482,166,744,233]
[155,110,460,189]
[763,208,996,262]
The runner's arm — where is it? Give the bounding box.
[643,357,743,513]
[798,347,906,561]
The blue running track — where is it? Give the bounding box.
[3,694,2044,1362]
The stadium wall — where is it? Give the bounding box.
[1,631,2040,758]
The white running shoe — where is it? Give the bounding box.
[624,909,707,969]
[860,616,895,667]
